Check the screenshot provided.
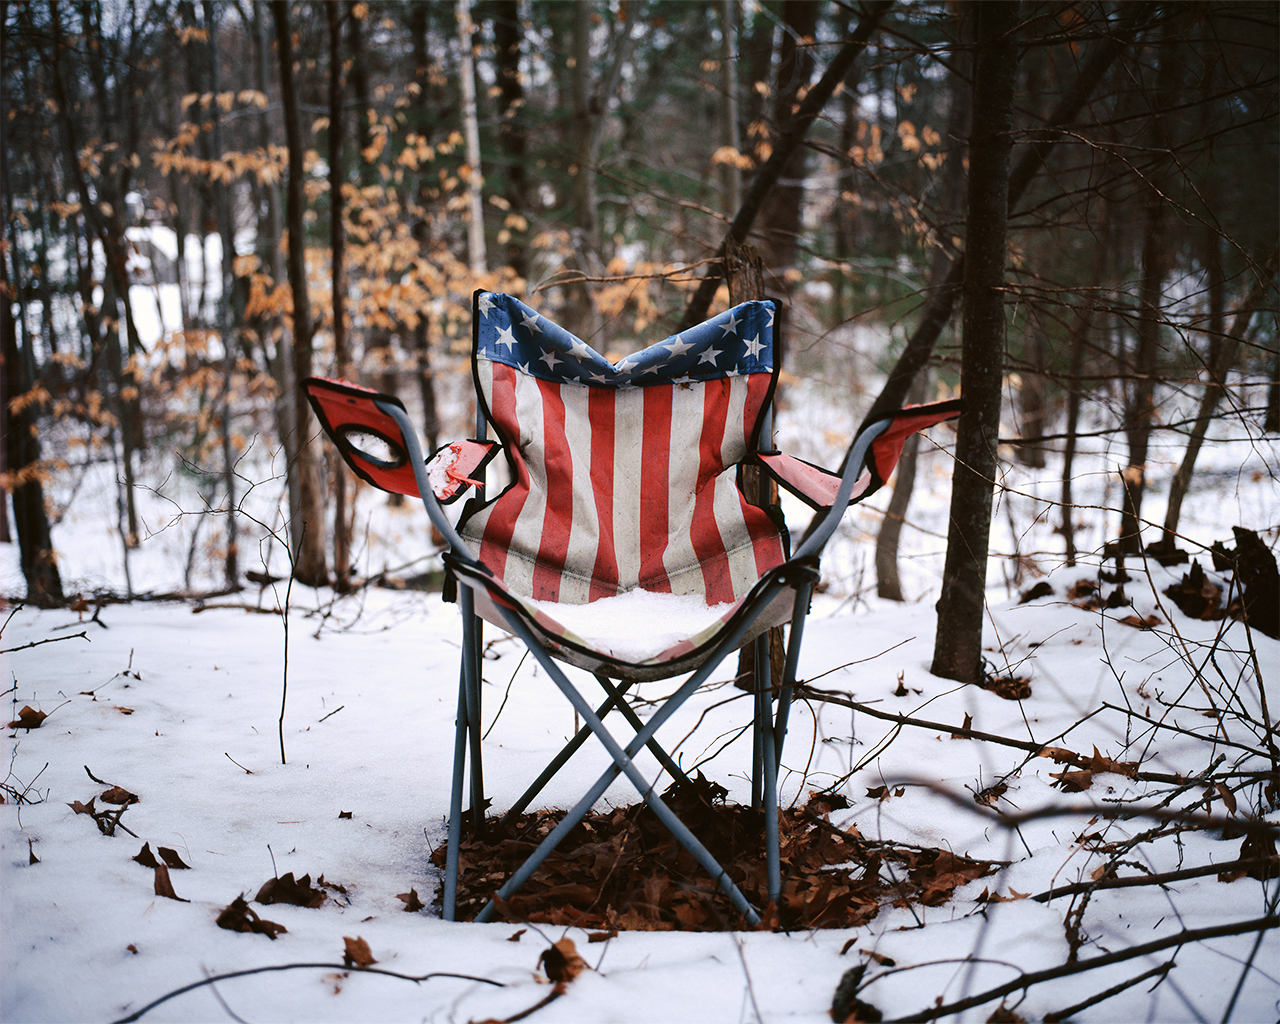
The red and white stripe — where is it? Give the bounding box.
[460,360,785,607]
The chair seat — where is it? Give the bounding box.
[525,589,737,662]
[449,551,807,681]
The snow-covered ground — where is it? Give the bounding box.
[3,351,1278,1021]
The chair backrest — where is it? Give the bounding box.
[458,292,786,607]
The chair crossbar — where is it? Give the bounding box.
[470,588,791,925]
[498,673,692,829]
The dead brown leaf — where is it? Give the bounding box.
[1116,613,1161,630]
[101,785,139,805]
[157,846,190,869]
[216,896,287,939]
[1051,768,1094,792]
[152,863,189,902]
[978,675,1032,701]
[539,938,586,983]
[133,843,161,868]
[396,887,426,912]
[980,888,1029,903]
[8,706,48,730]
[68,797,97,816]
[343,936,377,968]
[255,872,326,908]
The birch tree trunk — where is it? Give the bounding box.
[458,0,486,275]
[272,0,329,587]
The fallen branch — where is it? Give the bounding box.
[798,685,1187,783]
[882,915,1278,1022]
[1031,857,1279,903]
[111,962,504,1023]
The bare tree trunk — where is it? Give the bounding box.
[272,0,329,587]
[493,0,527,280]
[680,1,892,330]
[1118,18,1179,554]
[874,44,969,595]
[859,2,1154,430]
[756,0,818,293]
[1,116,63,605]
[875,374,928,601]
[932,0,1019,686]
[718,0,741,221]
[1161,244,1279,547]
[329,1,350,590]
[725,241,785,694]
[206,0,240,589]
[457,0,486,276]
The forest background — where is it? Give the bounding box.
[2,0,1278,681]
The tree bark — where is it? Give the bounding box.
[329,1,350,590]
[679,0,893,330]
[271,0,329,587]
[458,0,486,275]
[1119,22,1178,554]
[931,1,1019,685]
[756,0,819,292]
[875,374,928,601]
[492,0,527,279]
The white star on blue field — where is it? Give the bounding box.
[475,292,775,387]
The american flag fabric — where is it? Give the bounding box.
[458,291,787,608]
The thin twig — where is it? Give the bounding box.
[0,631,90,655]
[1043,960,1175,1022]
[224,752,253,774]
[111,962,504,1023]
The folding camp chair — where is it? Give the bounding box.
[305,291,961,926]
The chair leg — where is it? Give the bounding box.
[763,583,812,911]
[459,587,485,833]
[470,599,790,926]
[751,633,768,809]
[442,667,471,921]
[755,634,782,909]
[772,583,811,764]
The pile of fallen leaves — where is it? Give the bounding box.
[432,776,993,931]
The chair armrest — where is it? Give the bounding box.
[753,451,873,510]
[304,376,499,501]
[790,398,963,560]
[426,440,501,504]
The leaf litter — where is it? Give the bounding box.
[433,778,993,931]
